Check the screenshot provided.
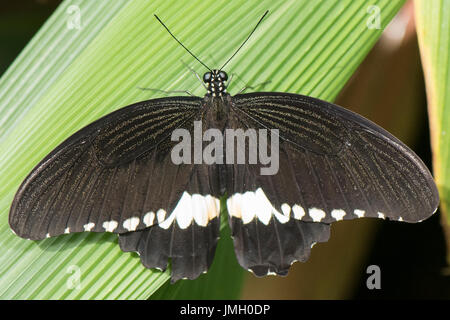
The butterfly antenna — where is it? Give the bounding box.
[219,10,269,71]
[154,14,212,72]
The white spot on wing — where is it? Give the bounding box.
[292,205,305,219]
[240,191,258,223]
[354,209,365,218]
[158,192,220,230]
[309,208,326,222]
[398,216,403,222]
[64,227,70,234]
[227,188,289,224]
[281,203,291,216]
[143,212,155,227]
[83,222,95,231]
[228,191,257,224]
[377,212,385,219]
[331,209,346,221]
[157,209,166,223]
[209,196,220,220]
[103,220,118,232]
[123,217,139,231]
[253,188,275,224]
[192,194,207,227]
[162,192,192,229]
[227,193,242,219]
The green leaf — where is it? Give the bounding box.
[0,0,405,299]
[415,0,450,259]
[415,1,450,218]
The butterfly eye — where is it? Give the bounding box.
[219,71,228,81]
[203,72,212,82]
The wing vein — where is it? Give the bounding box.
[118,158,135,224]
[74,169,102,230]
[271,216,285,272]
[348,147,393,215]
[37,147,89,237]
[324,155,352,214]
[93,166,118,230]
[284,145,307,213]
[339,152,375,215]
[37,161,77,237]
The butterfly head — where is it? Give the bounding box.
[204,70,228,97]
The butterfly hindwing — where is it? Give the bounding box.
[226,164,331,276]
[119,164,222,282]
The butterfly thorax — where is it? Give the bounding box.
[204,69,228,97]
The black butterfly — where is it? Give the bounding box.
[9,11,439,282]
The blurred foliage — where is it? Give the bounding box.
[0,1,60,76]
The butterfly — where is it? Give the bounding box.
[9,11,439,282]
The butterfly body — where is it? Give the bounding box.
[204,69,229,97]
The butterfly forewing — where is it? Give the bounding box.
[9,97,205,239]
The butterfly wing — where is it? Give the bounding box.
[225,92,439,276]
[9,96,222,279]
